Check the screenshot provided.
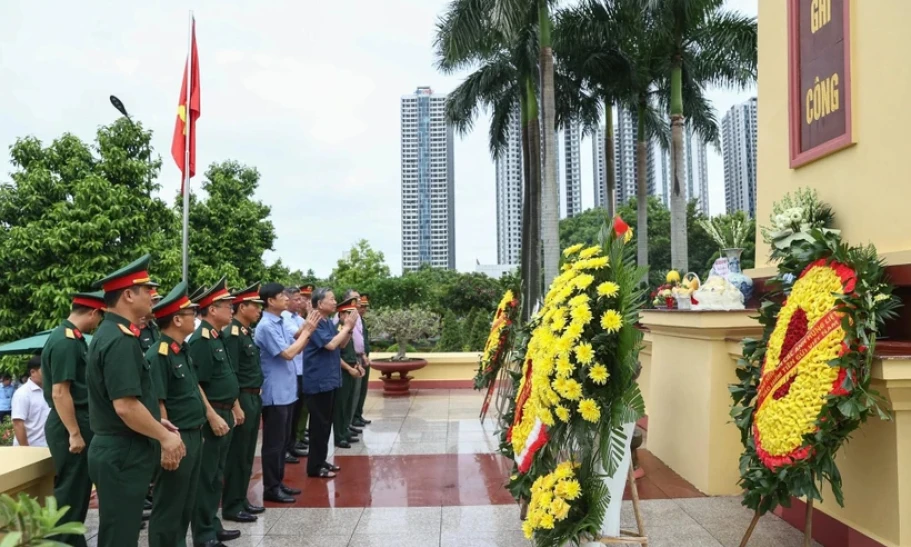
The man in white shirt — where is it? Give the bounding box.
[12,356,50,447]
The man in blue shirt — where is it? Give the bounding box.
[0,374,14,422]
[280,287,308,463]
[302,288,358,478]
[253,283,319,503]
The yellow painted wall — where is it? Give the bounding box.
[371,352,479,382]
[756,0,911,267]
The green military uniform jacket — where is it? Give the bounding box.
[42,319,90,409]
[188,320,239,406]
[339,322,358,365]
[139,320,160,353]
[362,320,371,357]
[87,313,161,435]
[147,333,206,430]
[222,319,263,390]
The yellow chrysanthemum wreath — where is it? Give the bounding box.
[473,290,520,391]
[504,216,648,547]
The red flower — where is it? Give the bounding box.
[613,216,630,236]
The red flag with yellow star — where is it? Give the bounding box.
[171,18,200,193]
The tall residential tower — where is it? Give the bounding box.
[722,97,758,218]
[400,87,455,271]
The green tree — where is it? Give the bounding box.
[188,160,276,288]
[330,239,391,292]
[0,120,180,346]
[436,311,464,352]
[441,273,503,316]
[646,0,757,269]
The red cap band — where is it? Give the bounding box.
[198,288,231,309]
[153,296,193,319]
[73,297,105,310]
[102,271,152,292]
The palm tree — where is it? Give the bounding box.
[435,0,543,319]
[556,0,668,271]
[645,0,757,270]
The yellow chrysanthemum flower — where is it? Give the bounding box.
[600,309,623,333]
[539,513,555,530]
[579,246,602,259]
[568,293,590,307]
[564,322,584,341]
[522,520,534,539]
[563,243,585,257]
[555,355,575,378]
[558,379,582,400]
[555,405,570,422]
[550,498,571,520]
[555,335,574,355]
[550,313,567,333]
[578,398,601,423]
[597,281,620,298]
[570,303,592,325]
[574,342,594,365]
[666,270,681,283]
[555,479,582,500]
[575,273,595,290]
[589,364,610,385]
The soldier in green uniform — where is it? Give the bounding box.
[86,255,186,547]
[332,297,365,449]
[221,283,265,523]
[41,291,106,547]
[189,276,242,547]
[146,281,204,547]
[352,293,373,427]
[139,288,162,353]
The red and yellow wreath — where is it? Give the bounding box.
[752,259,856,469]
[731,230,899,516]
[474,290,520,391]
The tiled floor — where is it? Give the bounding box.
[82,389,819,546]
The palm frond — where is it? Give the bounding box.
[434,0,497,73]
[489,89,521,159]
[445,55,518,137]
[687,9,757,89]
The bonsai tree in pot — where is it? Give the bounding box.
[368,306,439,361]
[366,306,440,395]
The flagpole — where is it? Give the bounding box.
[181,11,193,283]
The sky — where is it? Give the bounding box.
[0,0,757,278]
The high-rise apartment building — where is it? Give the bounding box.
[592,125,607,209]
[563,121,583,218]
[400,87,455,271]
[495,110,524,266]
[722,97,758,218]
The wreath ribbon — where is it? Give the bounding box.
[757,309,842,410]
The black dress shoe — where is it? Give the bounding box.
[262,490,295,503]
[349,426,363,434]
[291,447,309,457]
[216,529,241,541]
[285,453,300,464]
[223,511,257,523]
[295,440,309,450]
[353,419,368,427]
[335,441,352,449]
[348,436,360,444]
[280,483,302,496]
[359,417,372,425]
[244,503,265,514]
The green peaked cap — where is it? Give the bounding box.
[152,281,199,319]
[71,290,106,309]
[231,282,265,304]
[93,254,159,292]
[188,285,207,302]
[193,276,232,308]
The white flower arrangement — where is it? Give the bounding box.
[761,188,837,255]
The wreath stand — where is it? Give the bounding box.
[738,498,814,547]
[589,464,648,546]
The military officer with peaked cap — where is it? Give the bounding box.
[146,281,205,547]
[189,276,242,547]
[41,290,106,547]
[221,283,266,523]
[86,255,186,547]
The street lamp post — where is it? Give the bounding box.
[109,95,153,193]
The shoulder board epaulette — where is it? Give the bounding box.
[118,324,136,337]
[65,328,75,339]
[231,325,239,336]
[201,328,210,339]
[158,341,169,356]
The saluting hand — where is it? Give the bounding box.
[343,309,358,328]
[208,411,230,437]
